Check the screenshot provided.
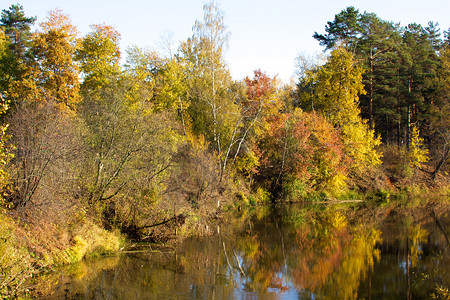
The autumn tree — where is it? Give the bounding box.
[181,1,239,174]
[299,47,382,170]
[255,108,348,199]
[0,28,8,100]
[79,68,186,229]
[0,91,12,197]
[7,99,82,209]
[125,46,191,134]
[408,126,429,170]
[222,70,281,178]
[5,9,83,210]
[76,23,121,93]
[30,9,80,107]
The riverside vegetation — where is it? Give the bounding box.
[0,2,449,298]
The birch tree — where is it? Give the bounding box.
[181,1,238,173]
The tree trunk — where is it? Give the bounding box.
[369,48,374,130]
[432,146,450,180]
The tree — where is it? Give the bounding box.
[30,9,80,107]
[6,99,82,209]
[313,6,361,51]
[398,23,440,148]
[125,46,191,133]
[428,42,450,179]
[357,13,402,131]
[312,8,445,151]
[79,73,183,227]
[255,109,347,199]
[0,4,35,103]
[408,125,429,169]
[77,24,121,93]
[222,70,281,178]
[181,1,238,174]
[0,95,13,196]
[4,9,82,209]
[0,28,8,100]
[300,48,382,170]
[0,4,35,60]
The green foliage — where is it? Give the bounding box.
[0,4,36,58]
[77,24,121,92]
[313,6,361,50]
[0,4,36,101]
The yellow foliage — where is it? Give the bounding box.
[408,224,428,267]
[340,118,382,169]
[305,47,382,170]
[31,8,80,107]
[409,126,429,169]
[59,221,121,264]
[331,210,348,232]
[0,214,35,298]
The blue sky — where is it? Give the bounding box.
[3,0,450,83]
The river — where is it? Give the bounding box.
[43,204,449,299]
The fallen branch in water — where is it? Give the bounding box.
[310,198,364,204]
[119,250,175,254]
[138,213,186,230]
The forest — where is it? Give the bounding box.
[0,2,449,298]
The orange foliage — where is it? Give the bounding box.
[39,8,78,40]
[255,109,348,196]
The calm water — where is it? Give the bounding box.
[44,205,449,299]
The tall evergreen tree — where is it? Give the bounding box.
[357,13,402,132]
[0,4,35,61]
[399,23,440,147]
[0,4,35,103]
[312,7,443,149]
[313,6,361,51]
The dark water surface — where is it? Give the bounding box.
[45,205,449,299]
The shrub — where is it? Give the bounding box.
[59,221,122,263]
[0,214,35,298]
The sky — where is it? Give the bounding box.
[2,0,450,83]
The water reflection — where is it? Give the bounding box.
[44,205,449,299]
[222,208,382,299]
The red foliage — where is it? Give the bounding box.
[255,110,348,195]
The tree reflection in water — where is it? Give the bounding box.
[223,207,382,299]
[44,205,449,299]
